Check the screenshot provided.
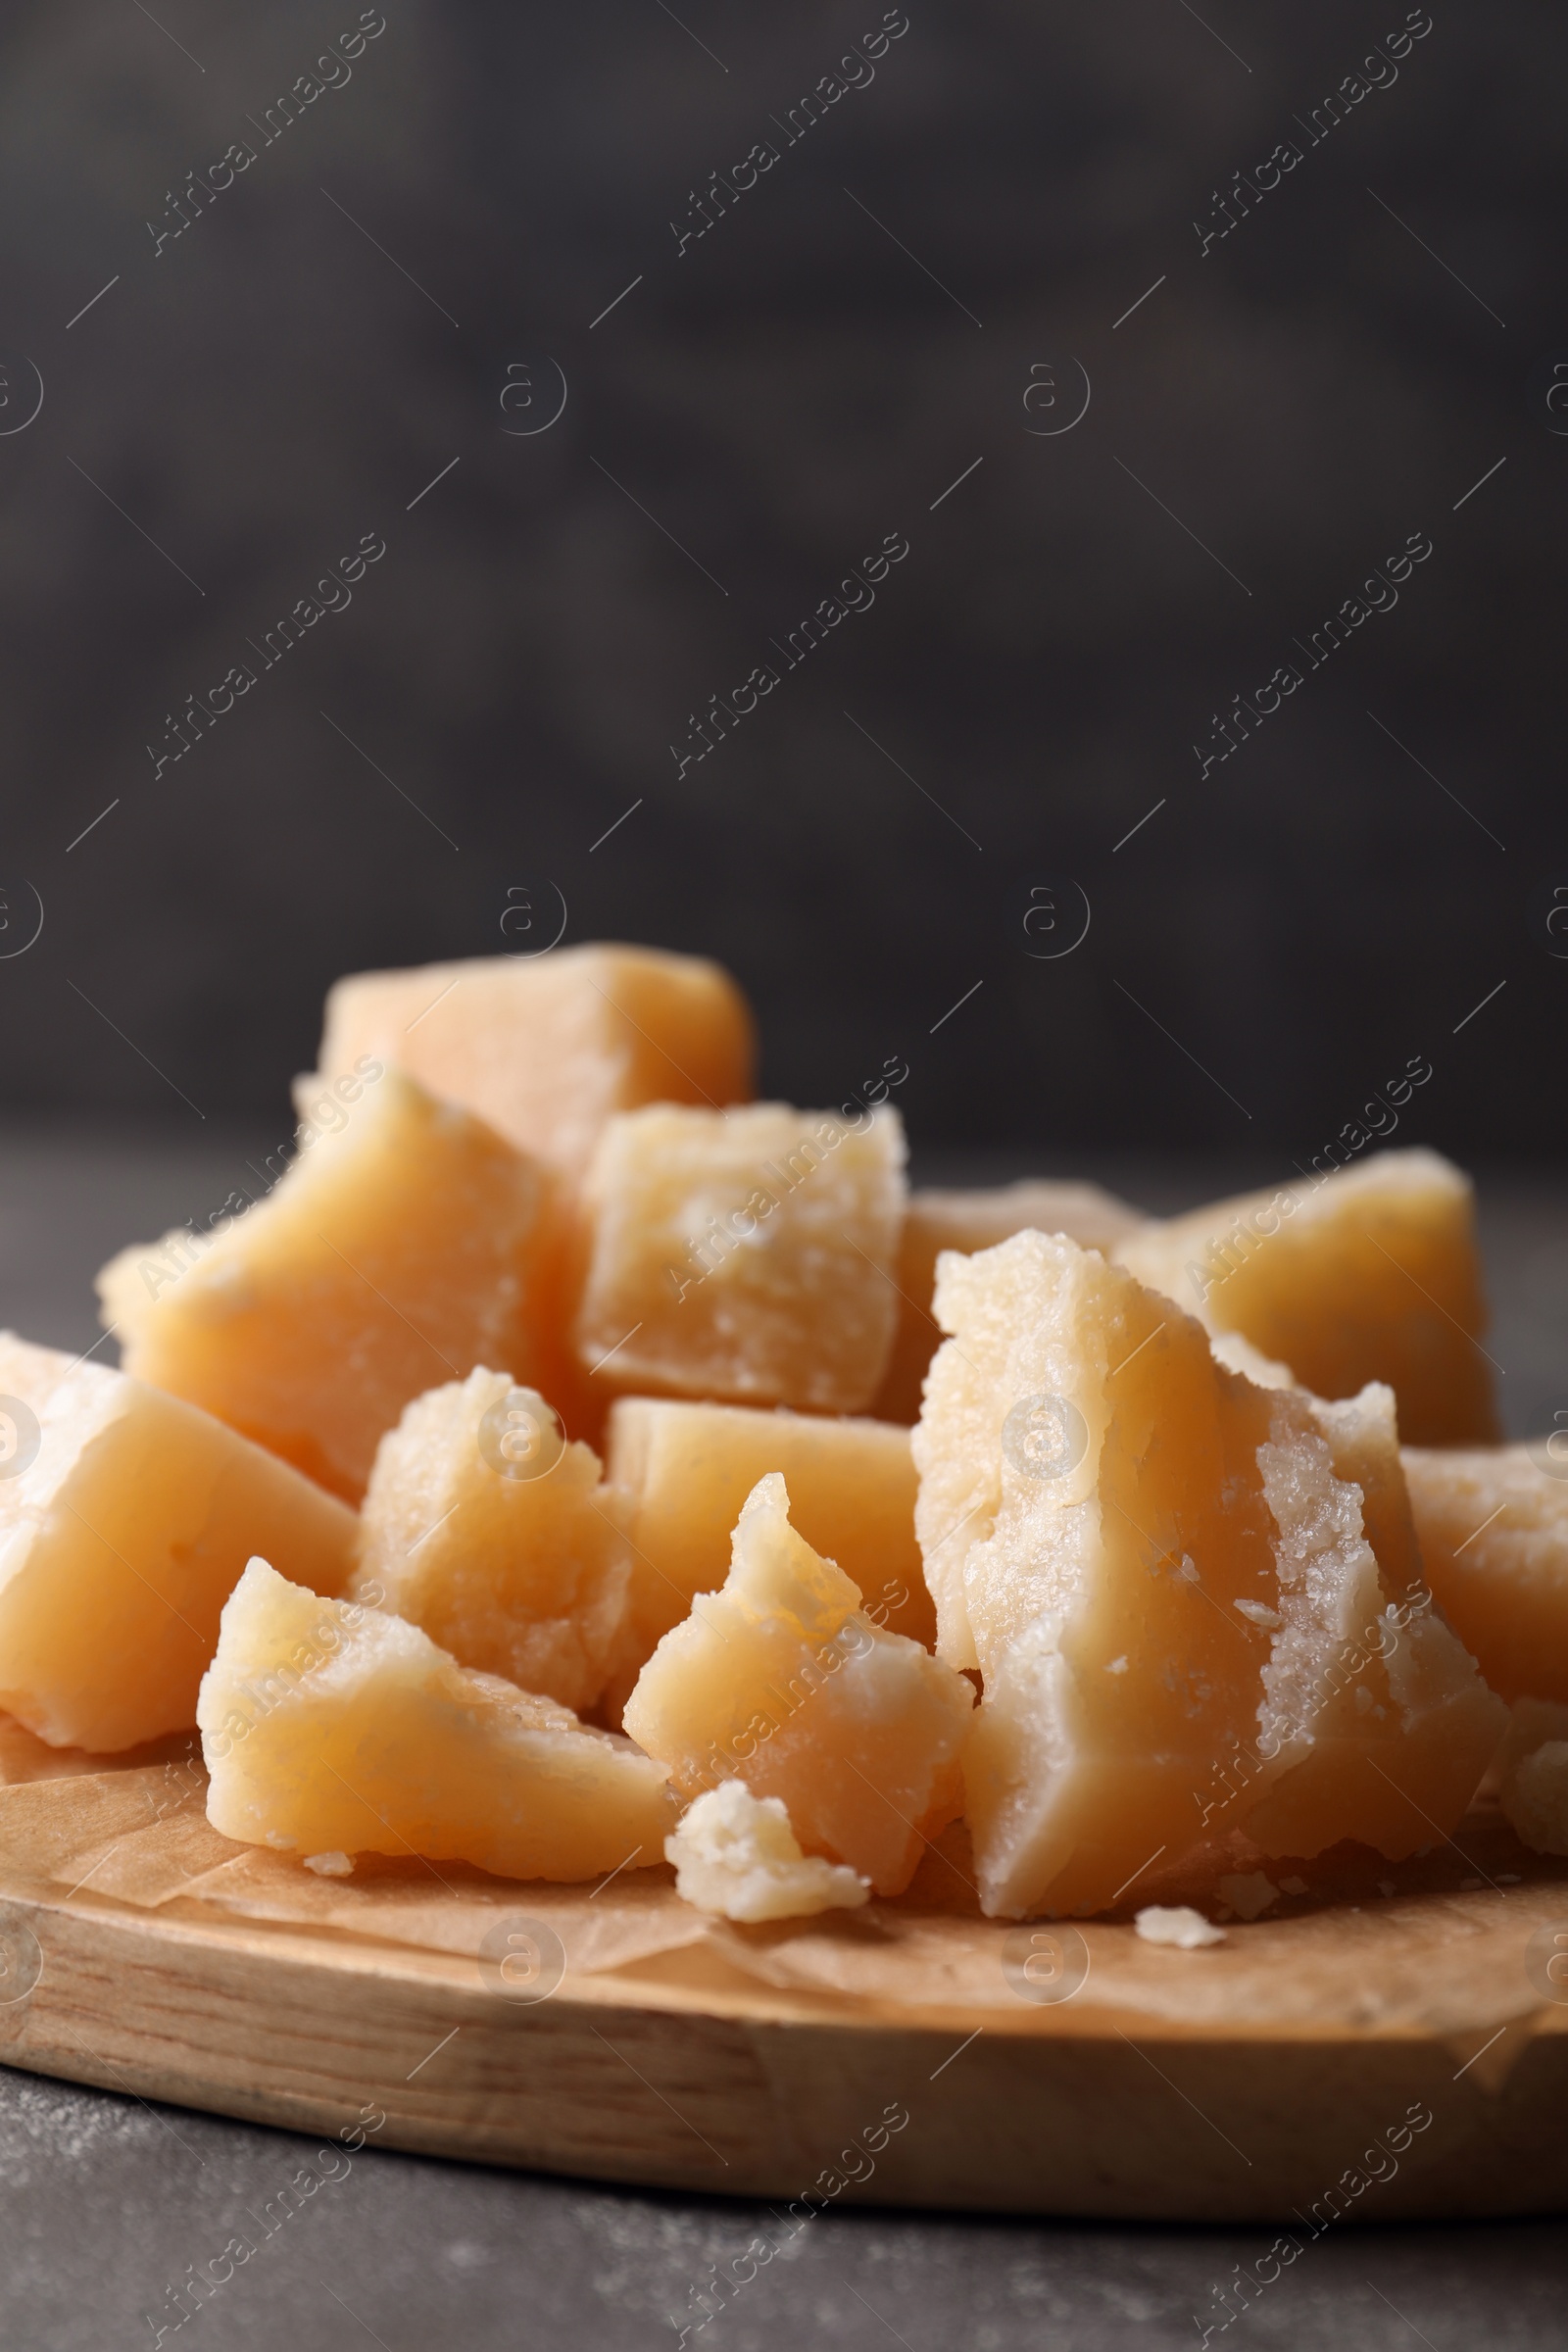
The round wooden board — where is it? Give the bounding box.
[2,1729,1567,2222]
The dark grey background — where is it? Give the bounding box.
[0,0,1560,1158]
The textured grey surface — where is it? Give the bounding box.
[1,1129,1566,2349]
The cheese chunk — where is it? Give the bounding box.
[665,1781,870,1921]
[201,1559,674,1878]
[1240,1384,1503,1861]
[1116,1150,1499,1446]
[600,1396,934,1720]
[574,1102,906,1415]
[871,1180,1143,1423]
[622,1474,973,1896]
[318,942,755,1182]
[354,1371,630,1715]
[0,1335,355,1751]
[1494,1699,1568,1855]
[1402,1445,1568,1703]
[98,1066,549,1502]
[913,1233,1501,1918]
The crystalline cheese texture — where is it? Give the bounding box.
[98,1067,549,1503]
[0,1334,356,1751]
[665,1781,871,1921]
[622,1473,973,1896]
[1241,1384,1503,1860]
[1115,1149,1500,1446]
[318,943,756,1183]
[912,1233,1500,1919]
[599,1396,934,1723]
[201,1560,675,1878]
[574,1102,906,1415]
[1401,1445,1568,1703]
[870,1179,1143,1424]
[353,1371,630,1716]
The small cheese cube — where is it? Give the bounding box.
[574,1102,906,1415]
[200,1559,674,1879]
[318,942,756,1181]
[354,1371,630,1716]
[98,1066,549,1502]
[0,1335,356,1751]
[1402,1445,1568,1702]
[914,1233,1501,1919]
[665,1782,871,1921]
[600,1396,934,1720]
[871,1180,1143,1423]
[622,1474,973,1896]
[1116,1149,1499,1446]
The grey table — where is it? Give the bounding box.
[2,1124,1565,2352]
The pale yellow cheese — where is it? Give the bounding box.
[600,1396,934,1721]
[354,1370,630,1715]
[871,1180,1143,1423]
[0,1334,355,1751]
[200,1559,674,1878]
[98,1066,549,1502]
[1402,1445,1568,1702]
[318,942,756,1182]
[622,1474,973,1896]
[1116,1149,1499,1446]
[574,1102,906,1415]
[913,1232,1501,1918]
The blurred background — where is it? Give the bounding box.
[0,0,1561,1172]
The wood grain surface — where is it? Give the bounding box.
[1,1720,1566,2221]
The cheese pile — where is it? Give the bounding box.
[0,941,1556,1925]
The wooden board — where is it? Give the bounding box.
[2,1722,1567,2223]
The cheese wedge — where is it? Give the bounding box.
[354,1370,630,1715]
[1116,1149,1499,1446]
[318,942,756,1182]
[574,1102,906,1414]
[622,1474,973,1896]
[913,1232,1501,1917]
[0,1334,355,1751]
[201,1559,674,1878]
[1401,1445,1568,1702]
[871,1180,1143,1423]
[600,1396,934,1721]
[665,1781,870,1921]
[98,1066,549,1503]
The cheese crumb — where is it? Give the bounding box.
[666,1781,871,1922]
[1134,1904,1226,1948]
[303,1850,355,1878]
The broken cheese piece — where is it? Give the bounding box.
[99,1066,550,1503]
[622,1473,973,1896]
[666,1781,870,1920]
[913,1232,1500,1919]
[575,1102,906,1414]
[201,1559,674,1879]
[318,942,757,1183]
[600,1396,934,1722]
[871,1180,1143,1424]
[0,1332,356,1751]
[1401,1445,1568,1703]
[1116,1149,1499,1446]
[354,1371,631,1716]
